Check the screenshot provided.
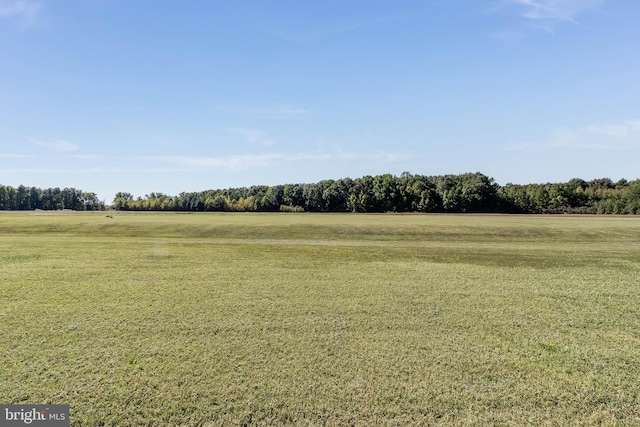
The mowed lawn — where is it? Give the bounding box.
[1,213,640,426]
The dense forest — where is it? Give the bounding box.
[0,185,105,211]
[111,172,640,214]
[2,172,639,214]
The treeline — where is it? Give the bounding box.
[4,173,638,213]
[0,185,105,211]
[500,178,640,214]
[113,172,640,214]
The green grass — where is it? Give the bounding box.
[1,212,640,426]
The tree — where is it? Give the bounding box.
[283,184,305,209]
[258,186,283,211]
[303,183,325,212]
[113,192,134,210]
[405,176,438,212]
[627,181,640,200]
[103,172,640,214]
[372,174,399,212]
[348,176,374,212]
[322,179,350,212]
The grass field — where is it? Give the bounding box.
[1,212,640,426]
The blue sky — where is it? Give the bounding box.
[1,0,639,202]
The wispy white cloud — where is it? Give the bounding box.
[0,0,42,28]
[583,120,640,138]
[369,151,412,163]
[3,167,193,174]
[225,128,276,147]
[32,138,80,152]
[0,153,31,158]
[549,119,640,149]
[136,149,411,171]
[506,0,603,23]
[508,118,640,151]
[70,154,102,159]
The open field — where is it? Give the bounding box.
[1,213,640,426]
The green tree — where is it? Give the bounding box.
[113,192,134,210]
[205,194,228,211]
[283,184,304,209]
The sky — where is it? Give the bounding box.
[1,0,639,202]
